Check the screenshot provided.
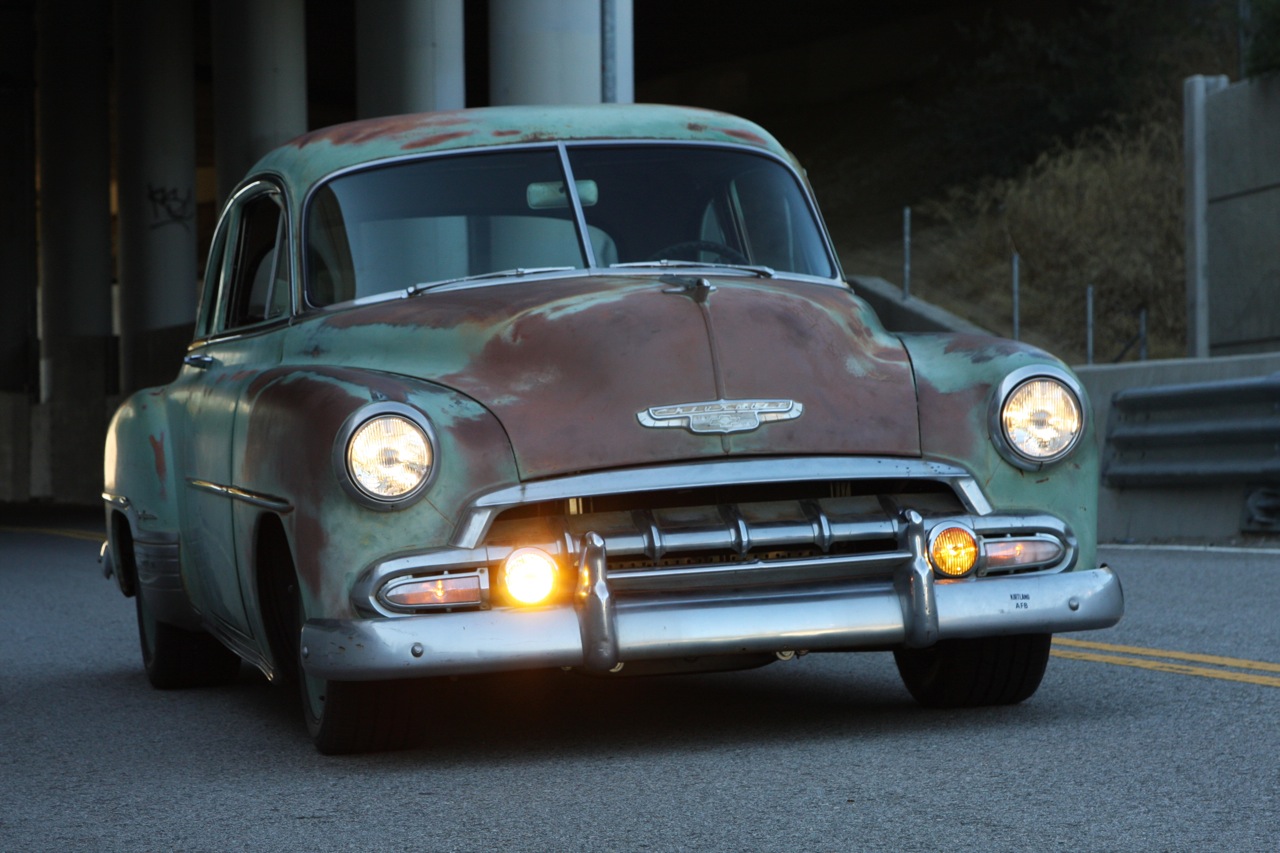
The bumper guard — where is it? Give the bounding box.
[300,511,1123,681]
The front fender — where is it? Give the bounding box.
[233,366,520,619]
[901,333,1098,572]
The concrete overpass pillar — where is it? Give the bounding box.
[211,0,308,206]
[0,2,37,396]
[0,1,37,502]
[601,0,634,103]
[489,0,606,105]
[357,0,465,117]
[114,0,199,394]
[35,0,113,503]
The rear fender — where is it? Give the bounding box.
[103,388,198,626]
[104,387,181,534]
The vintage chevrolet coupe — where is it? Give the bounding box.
[102,104,1123,753]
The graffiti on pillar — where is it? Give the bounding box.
[147,184,195,232]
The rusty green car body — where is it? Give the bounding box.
[102,104,1122,753]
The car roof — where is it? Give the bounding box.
[248,104,794,194]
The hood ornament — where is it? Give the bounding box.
[637,399,803,435]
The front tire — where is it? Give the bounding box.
[893,634,1051,708]
[301,672,421,755]
[265,547,421,755]
[135,589,241,689]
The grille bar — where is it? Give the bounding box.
[606,549,913,593]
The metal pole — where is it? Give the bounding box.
[1086,285,1094,365]
[1012,252,1020,340]
[601,0,617,103]
[1139,307,1148,361]
[902,206,911,299]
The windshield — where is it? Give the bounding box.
[306,144,836,306]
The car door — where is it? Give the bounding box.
[168,180,290,641]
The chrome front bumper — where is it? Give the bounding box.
[300,513,1124,681]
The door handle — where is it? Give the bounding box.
[183,353,215,369]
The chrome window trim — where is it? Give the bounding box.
[194,176,295,345]
[297,139,845,312]
[298,266,853,317]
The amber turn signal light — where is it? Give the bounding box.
[929,525,979,578]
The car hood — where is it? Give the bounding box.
[307,274,920,480]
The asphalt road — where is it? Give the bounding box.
[2,515,1277,852]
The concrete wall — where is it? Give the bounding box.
[1077,352,1280,543]
[850,275,989,335]
[1187,74,1280,356]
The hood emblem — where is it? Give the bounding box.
[637,399,803,435]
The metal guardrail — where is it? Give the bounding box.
[1103,372,1280,488]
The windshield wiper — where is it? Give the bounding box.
[405,266,577,297]
[609,259,775,278]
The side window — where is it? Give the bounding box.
[196,219,231,339]
[224,191,288,330]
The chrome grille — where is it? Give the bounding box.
[483,483,966,592]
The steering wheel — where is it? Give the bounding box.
[647,240,749,265]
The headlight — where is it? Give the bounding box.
[337,405,436,508]
[998,374,1083,465]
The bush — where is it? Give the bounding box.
[913,109,1185,364]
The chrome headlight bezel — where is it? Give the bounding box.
[333,402,438,511]
[989,365,1086,471]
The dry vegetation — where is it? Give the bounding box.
[812,2,1241,365]
[908,109,1186,363]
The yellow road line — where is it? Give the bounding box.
[1054,636,1280,674]
[0,526,103,543]
[1051,649,1280,688]
[1052,637,1280,688]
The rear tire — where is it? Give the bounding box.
[893,634,1051,708]
[135,590,241,689]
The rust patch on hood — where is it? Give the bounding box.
[308,275,920,479]
[702,280,920,459]
[429,278,722,477]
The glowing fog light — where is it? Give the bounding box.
[346,414,433,501]
[1000,377,1082,464]
[503,548,558,605]
[929,525,979,578]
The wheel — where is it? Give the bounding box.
[301,672,422,756]
[893,634,1051,708]
[134,589,241,689]
[275,571,420,754]
[648,240,749,265]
